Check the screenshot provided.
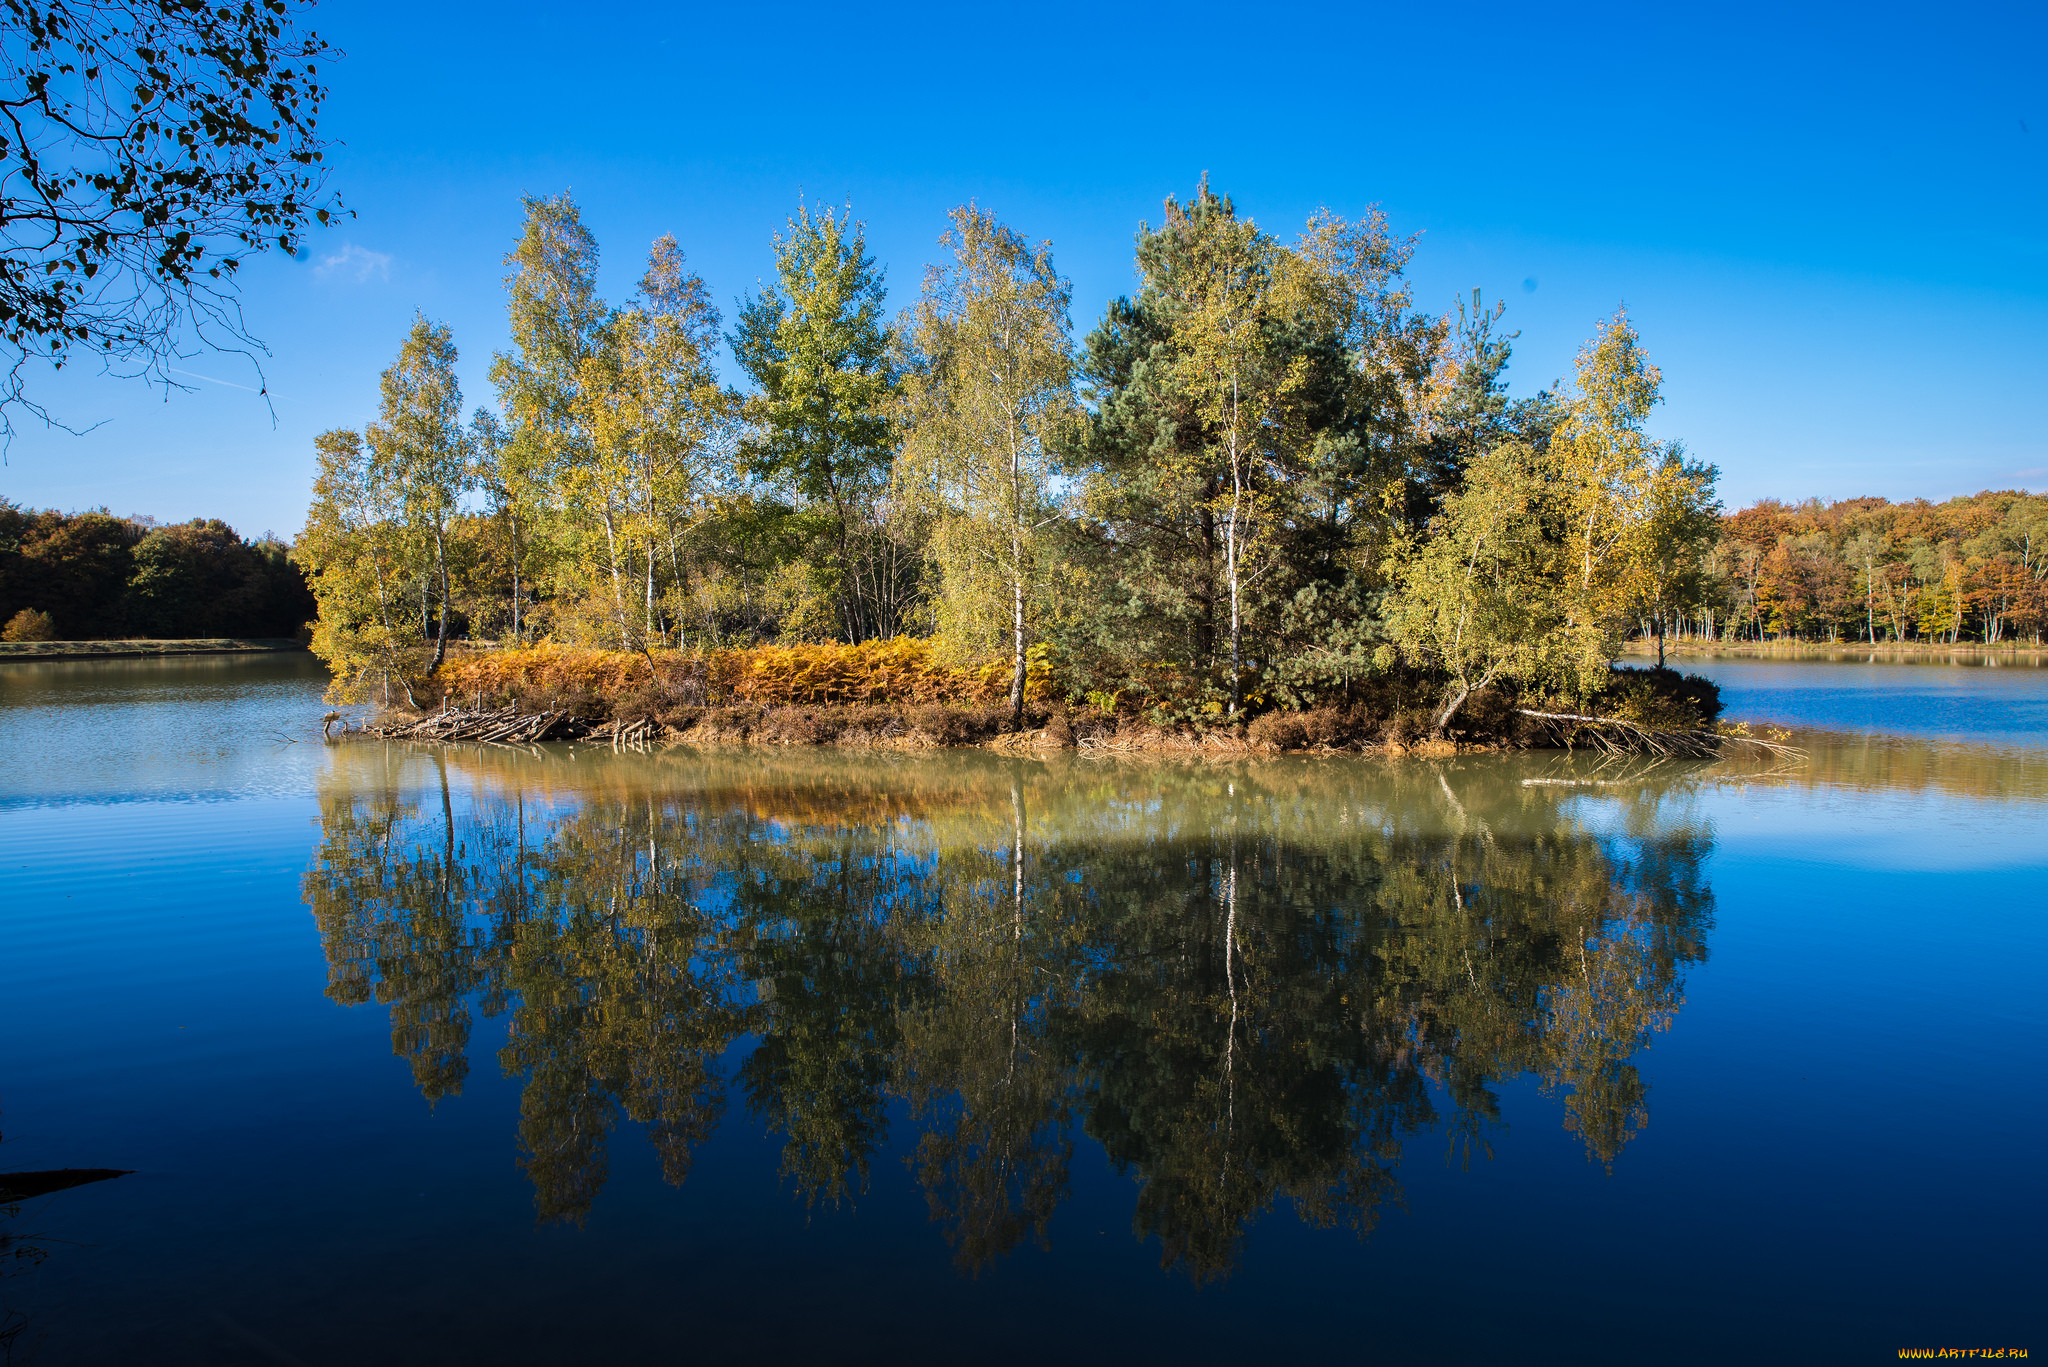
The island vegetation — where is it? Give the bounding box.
[296,182,1748,750]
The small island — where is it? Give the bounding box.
[265,187,2039,758]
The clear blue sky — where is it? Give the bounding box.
[2,0,2042,537]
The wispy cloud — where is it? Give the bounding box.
[169,367,262,393]
[313,242,393,284]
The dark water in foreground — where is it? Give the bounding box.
[0,656,2042,1364]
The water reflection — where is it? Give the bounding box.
[304,748,1716,1280]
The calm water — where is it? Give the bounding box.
[1,657,2042,1364]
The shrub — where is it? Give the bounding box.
[1384,711,1427,746]
[1594,666,1723,731]
[431,638,1054,718]
[2,608,55,642]
[1249,711,1308,750]
[908,703,974,745]
[1300,706,1365,748]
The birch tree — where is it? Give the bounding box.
[488,194,606,637]
[367,315,471,672]
[1164,181,1289,715]
[896,205,1076,716]
[570,237,731,648]
[1548,309,1669,684]
[1385,441,1569,735]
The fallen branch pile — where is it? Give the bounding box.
[1515,709,1803,759]
[585,716,658,748]
[364,705,578,744]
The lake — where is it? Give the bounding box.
[1,655,2041,1364]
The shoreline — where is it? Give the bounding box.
[346,718,1479,760]
[1624,639,2047,662]
[342,698,1740,760]
[0,638,308,661]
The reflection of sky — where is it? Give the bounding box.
[1680,656,2048,746]
[1,658,2043,1363]
[1696,780,2048,871]
[0,655,338,807]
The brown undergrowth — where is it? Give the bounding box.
[365,697,1518,756]
[386,642,1720,756]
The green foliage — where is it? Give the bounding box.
[730,204,896,518]
[0,499,313,642]
[730,203,907,641]
[125,520,309,638]
[296,185,1734,723]
[295,427,424,702]
[895,204,1076,709]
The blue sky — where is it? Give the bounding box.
[2,0,2042,536]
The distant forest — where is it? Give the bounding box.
[1693,491,2047,645]
[0,503,315,641]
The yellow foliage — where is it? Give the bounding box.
[434,637,1054,711]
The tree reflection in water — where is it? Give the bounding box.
[304,747,1714,1281]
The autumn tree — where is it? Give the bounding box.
[1163,181,1288,714]
[1547,309,1698,688]
[1389,313,1717,727]
[567,236,731,649]
[367,315,471,671]
[1385,440,1569,735]
[1061,181,1321,711]
[896,205,1076,716]
[487,194,607,640]
[295,428,415,703]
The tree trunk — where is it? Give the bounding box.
[430,524,450,672]
[1010,547,1027,720]
[1432,682,1471,739]
[1225,384,1245,717]
[600,502,629,649]
[645,535,657,646]
[510,508,523,645]
[1008,433,1027,720]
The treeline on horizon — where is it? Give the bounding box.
[0,504,315,642]
[8,486,2034,654]
[1692,491,2048,645]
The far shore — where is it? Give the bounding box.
[1625,638,2047,661]
[0,638,309,660]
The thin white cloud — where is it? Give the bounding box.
[313,242,393,283]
